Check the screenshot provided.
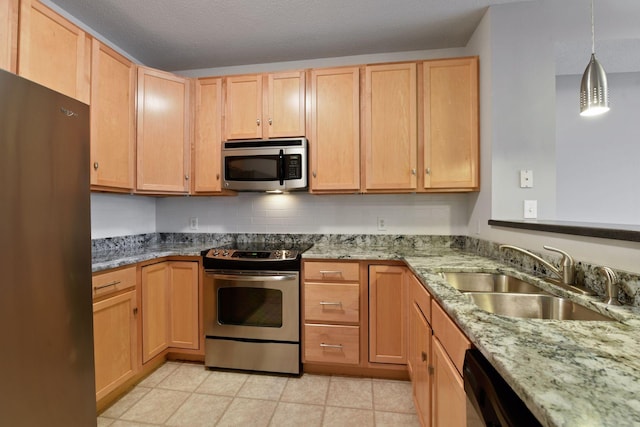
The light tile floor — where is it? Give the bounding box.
[98,361,420,426]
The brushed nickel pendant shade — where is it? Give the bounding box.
[580,0,609,116]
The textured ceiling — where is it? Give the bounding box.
[45,0,525,71]
[46,0,640,73]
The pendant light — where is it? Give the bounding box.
[579,0,609,116]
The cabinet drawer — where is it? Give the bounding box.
[304,261,360,282]
[92,266,137,299]
[432,301,471,376]
[305,282,359,323]
[410,273,431,323]
[305,324,359,365]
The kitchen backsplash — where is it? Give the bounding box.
[92,232,640,307]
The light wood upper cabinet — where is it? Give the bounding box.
[193,77,223,193]
[0,0,18,72]
[364,63,417,191]
[90,39,136,191]
[267,71,305,138]
[225,74,262,140]
[18,0,90,103]
[136,66,191,193]
[309,67,360,192]
[423,57,479,190]
[167,261,199,349]
[369,265,408,365]
[225,71,305,140]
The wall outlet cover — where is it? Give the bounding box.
[523,200,537,219]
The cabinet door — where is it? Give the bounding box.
[93,290,137,401]
[193,77,223,193]
[364,63,417,191]
[411,302,432,427]
[266,71,305,138]
[369,265,408,364]
[18,0,90,103]
[423,57,479,189]
[90,39,136,191]
[0,0,18,72]
[136,67,190,193]
[168,261,199,350]
[141,262,169,363]
[432,337,466,427]
[309,67,360,192]
[225,74,262,139]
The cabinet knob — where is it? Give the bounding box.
[426,168,431,175]
[312,171,317,178]
[421,351,428,362]
[256,118,261,126]
[93,162,99,170]
[185,175,189,180]
[411,169,417,175]
[268,118,273,125]
[216,173,220,180]
[133,307,138,315]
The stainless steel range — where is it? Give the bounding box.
[202,242,312,375]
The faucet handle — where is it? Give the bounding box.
[542,246,574,264]
[597,266,621,306]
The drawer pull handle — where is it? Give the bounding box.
[320,301,342,306]
[320,343,343,349]
[319,270,342,276]
[94,280,120,291]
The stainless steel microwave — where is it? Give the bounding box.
[222,138,308,192]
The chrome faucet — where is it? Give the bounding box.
[499,245,594,295]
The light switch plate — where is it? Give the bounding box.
[524,200,537,219]
[520,170,533,188]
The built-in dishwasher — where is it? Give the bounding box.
[464,349,542,427]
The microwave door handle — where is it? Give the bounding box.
[278,149,285,185]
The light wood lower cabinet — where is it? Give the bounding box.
[168,261,199,349]
[141,261,199,363]
[409,272,471,427]
[92,266,138,402]
[303,261,361,367]
[369,265,408,364]
[431,338,466,427]
[409,273,432,426]
[141,262,170,363]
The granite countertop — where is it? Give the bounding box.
[93,242,640,426]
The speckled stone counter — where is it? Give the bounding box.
[92,234,640,426]
[305,243,640,427]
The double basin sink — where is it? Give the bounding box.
[440,272,612,321]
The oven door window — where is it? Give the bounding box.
[217,287,283,328]
[225,155,279,181]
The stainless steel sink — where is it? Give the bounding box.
[440,272,548,294]
[465,292,613,321]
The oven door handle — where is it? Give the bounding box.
[207,272,297,282]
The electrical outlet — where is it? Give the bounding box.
[523,200,537,219]
[377,217,387,231]
[189,217,199,230]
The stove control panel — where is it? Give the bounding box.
[204,248,299,261]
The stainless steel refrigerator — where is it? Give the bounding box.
[0,69,96,426]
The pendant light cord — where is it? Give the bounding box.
[591,0,595,54]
